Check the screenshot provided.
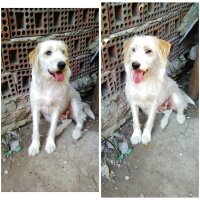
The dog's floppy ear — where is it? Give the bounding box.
[123,38,131,62]
[29,44,40,73]
[157,38,171,60]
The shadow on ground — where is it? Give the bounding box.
[102,105,199,197]
[2,118,99,192]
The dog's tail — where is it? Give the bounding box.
[180,90,195,106]
[82,102,95,120]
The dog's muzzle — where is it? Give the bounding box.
[132,62,140,70]
[48,69,65,82]
[57,61,66,70]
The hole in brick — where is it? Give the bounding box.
[35,12,43,28]
[53,12,61,26]
[165,23,170,34]
[102,81,109,97]
[22,76,29,88]
[4,26,8,32]
[9,49,18,64]
[79,61,85,72]
[153,29,158,36]
[175,19,180,29]
[148,3,154,12]
[2,12,6,18]
[132,3,139,17]
[114,5,123,25]
[15,12,24,29]
[68,11,75,25]
[74,40,80,50]
[160,3,166,8]
[120,71,126,84]
[5,33,9,38]
[83,9,89,22]
[108,45,117,62]
[94,9,99,22]
[86,37,91,47]
[2,81,9,96]
[2,20,7,25]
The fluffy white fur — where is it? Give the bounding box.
[124,36,194,145]
[28,40,95,156]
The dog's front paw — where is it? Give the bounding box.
[72,129,82,140]
[28,141,40,156]
[142,129,151,144]
[130,129,142,145]
[45,139,56,154]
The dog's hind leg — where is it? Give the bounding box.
[176,106,186,124]
[172,93,186,124]
[71,98,86,140]
[55,119,72,136]
[160,109,172,129]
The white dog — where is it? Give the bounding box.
[28,40,95,156]
[123,36,194,145]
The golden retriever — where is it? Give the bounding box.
[123,36,194,145]
[28,40,95,156]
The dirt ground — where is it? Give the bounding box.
[1,117,99,192]
[102,104,199,197]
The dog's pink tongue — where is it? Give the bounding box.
[54,72,64,82]
[133,70,143,84]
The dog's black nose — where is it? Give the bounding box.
[57,61,66,70]
[132,62,140,70]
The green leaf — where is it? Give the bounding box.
[113,138,118,150]
[116,153,124,160]
[6,150,13,157]
[14,146,22,153]
[126,148,132,155]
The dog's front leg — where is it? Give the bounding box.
[45,108,59,154]
[142,101,158,144]
[130,103,142,145]
[28,108,41,156]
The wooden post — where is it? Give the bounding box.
[91,77,99,116]
[189,49,199,100]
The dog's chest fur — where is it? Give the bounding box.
[30,77,70,116]
[126,78,166,113]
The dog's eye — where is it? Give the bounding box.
[132,48,135,52]
[61,49,65,54]
[145,49,152,54]
[45,50,52,56]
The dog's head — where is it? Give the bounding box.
[123,36,171,84]
[29,40,71,82]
